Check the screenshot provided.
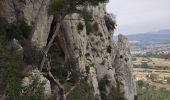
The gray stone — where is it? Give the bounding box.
[61,3,118,99]
[22,69,51,97]
[0,0,53,48]
[0,0,136,99]
[114,34,136,100]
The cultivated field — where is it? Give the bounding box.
[133,57,170,90]
[133,57,170,68]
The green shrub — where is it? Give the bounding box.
[85,20,93,35]
[85,53,90,57]
[49,41,80,84]
[104,15,116,31]
[67,80,96,100]
[136,80,145,88]
[48,0,109,14]
[140,62,149,68]
[107,45,112,53]
[99,75,124,100]
[6,23,22,41]
[23,42,43,66]
[132,57,137,61]
[93,22,99,31]
[139,53,170,60]
[0,17,8,35]
[20,76,46,100]
[81,8,93,34]
[19,21,32,39]
[85,65,90,74]
[77,22,84,32]
[106,86,119,100]
[0,36,47,99]
[136,81,170,100]
[49,42,67,83]
[0,46,46,99]
[6,21,31,41]
[149,73,158,81]
[0,47,24,99]
[99,75,111,100]
[48,0,64,15]
[64,58,80,83]
[166,78,170,84]
[0,17,31,42]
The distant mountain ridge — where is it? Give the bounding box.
[127,29,170,42]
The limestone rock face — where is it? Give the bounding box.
[0,0,53,48]
[114,34,136,100]
[61,10,136,99]
[0,0,136,100]
[22,69,51,97]
[61,4,117,99]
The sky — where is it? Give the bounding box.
[106,0,170,35]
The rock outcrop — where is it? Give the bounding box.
[0,0,53,48]
[114,34,136,100]
[61,4,117,99]
[0,0,136,100]
[22,69,51,97]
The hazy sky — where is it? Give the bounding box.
[106,0,170,35]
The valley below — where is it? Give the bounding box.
[129,31,170,100]
[132,56,170,100]
[133,57,170,89]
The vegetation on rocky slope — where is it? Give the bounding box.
[0,39,45,100]
[48,0,109,14]
[136,80,170,100]
[0,17,31,42]
[0,0,129,100]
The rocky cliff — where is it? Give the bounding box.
[0,0,136,100]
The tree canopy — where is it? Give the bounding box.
[49,0,109,14]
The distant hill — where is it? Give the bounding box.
[127,30,170,42]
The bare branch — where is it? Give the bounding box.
[43,57,66,100]
[39,22,61,71]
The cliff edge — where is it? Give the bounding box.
[0,0,136,100]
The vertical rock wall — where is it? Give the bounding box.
[61,3,117,99]
[0,0,136,100]
[60,3,136,100]
[114,34,136,100]
[0,0,53,48]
